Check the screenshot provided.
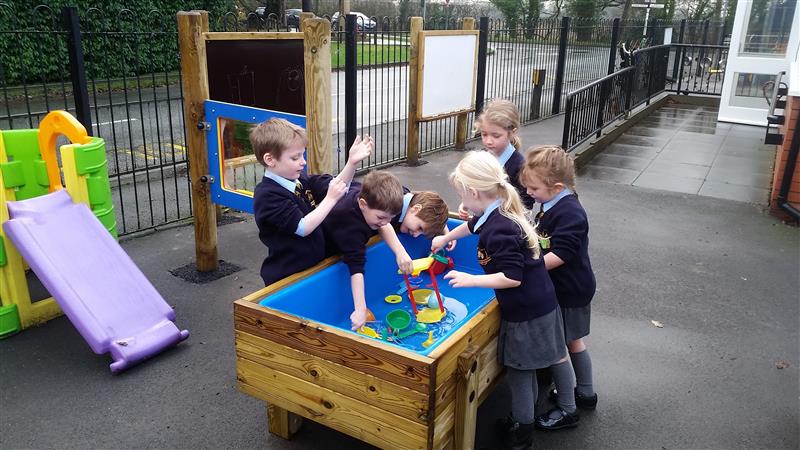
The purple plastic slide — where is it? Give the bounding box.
[4,190,189,373]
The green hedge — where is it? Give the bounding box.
[0,1,233,86]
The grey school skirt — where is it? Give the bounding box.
[562,304,591,342]
[497,307,567,371]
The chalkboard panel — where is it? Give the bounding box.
[206,39,305,115]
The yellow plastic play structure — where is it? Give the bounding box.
[0,111,116,337]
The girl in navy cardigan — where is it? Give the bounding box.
[521,145,598,430]
[457,99,535,220]
[432,151,573,448]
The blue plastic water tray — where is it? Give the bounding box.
[258,219,496,355]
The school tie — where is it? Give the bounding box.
[294,180,303,197]
[536,205,544,221]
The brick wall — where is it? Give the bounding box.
[770,95,800,220]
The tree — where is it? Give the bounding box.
[489,0,523,36]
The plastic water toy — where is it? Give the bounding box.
[410,289,433,305]
[393,322,426,340]
[398,254,446,323]
[357,326,380,338]
[429,250,454,275]
[386,309,412,331]
[384,294,402,304]
[421,331,435,348]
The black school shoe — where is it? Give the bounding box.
[496,416,534,450]
[549,388,599,410]
[534,407,580,430]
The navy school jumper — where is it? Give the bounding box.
[253,173,332,286]
[468,209,558,322]
[535,194,596,308]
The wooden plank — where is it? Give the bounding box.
[429,301,501,389]
[234,302,433,393]
[236,330,429,424]
[177,11,217,271]
[406,17,423,165]
[475,335,503,402]
[204,31,303,40]
[431,399,456,449]
[454,345,480,450]
[420,29,480,37]
[267,403,303,439]
[238,357,428,450]
[455,17,476,151]
[303,18,332,174]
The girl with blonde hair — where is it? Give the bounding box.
[432,151,573,448]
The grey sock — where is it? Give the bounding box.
[551,359,577,414]
[506,367,536,424]
[570,350,595,397]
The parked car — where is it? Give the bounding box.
[330,11,377,32]
[285,8,301,28]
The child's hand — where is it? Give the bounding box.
[350,308,367,330]
[347,135,373,166]
[444,270,473,288]
[431,235,449,253]
[457,203,470,220]
[325,177,348,202]
[396,250,413,275]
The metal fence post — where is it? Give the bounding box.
[561,95,572,149]
[345,14,357,157]
[625,68,634,114]
[672,19,686,80]
[552,16,570,114]
[608,18,620,75]
[302,0,312,12]
[63,6,92,136]
[475,17,489,117]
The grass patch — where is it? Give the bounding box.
[330,41,409,68]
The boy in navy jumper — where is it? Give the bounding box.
[521,144,597,430]
[458,99,534,220]
[251,118,373,287]
[325,171,431,330]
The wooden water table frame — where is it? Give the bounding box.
[234,235,504,450]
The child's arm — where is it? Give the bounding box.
[296,178,348,237]
[336,135,374,185]
[378,224,413,274]
[431,222,471,253]
[445,270,520,289]
[442,224,457,251]
[544,253,565,270]
[349,273,368,330]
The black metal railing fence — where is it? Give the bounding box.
[1,4,731,235]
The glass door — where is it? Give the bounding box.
[719,0,800,125]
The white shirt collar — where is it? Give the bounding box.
[542,187,572,212]
[496,143,516,167]
[264,168,298,193]
[473,198,502,231]
[398,192,414,222]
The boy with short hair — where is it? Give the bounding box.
[251,118,372,286]
[324,172,454,329]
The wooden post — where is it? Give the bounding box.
[455,17,475,151]
[303,18,332,175]
[178,11,218,272]
[299,11,313,31]
[454,345,480,450]
[267,403,303,439]
[406,17,423,165]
